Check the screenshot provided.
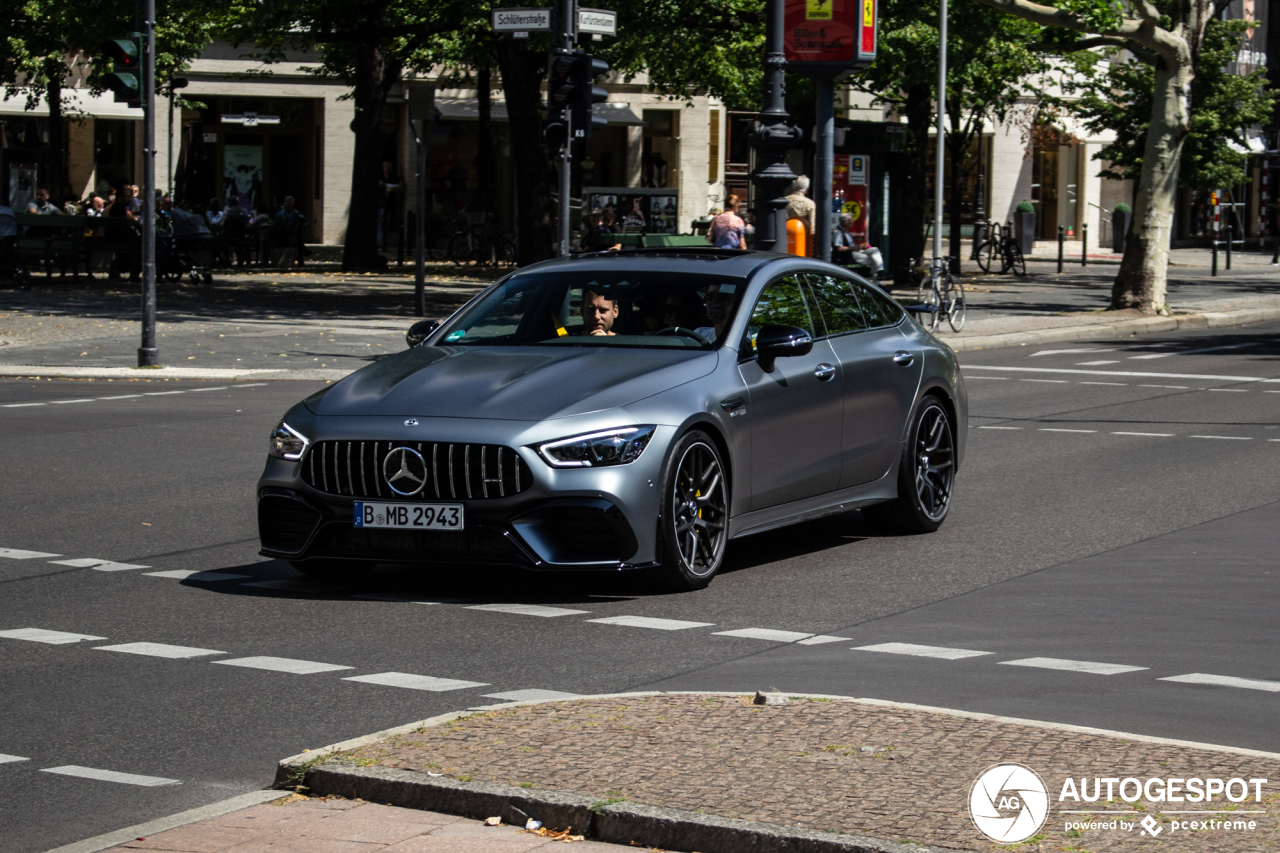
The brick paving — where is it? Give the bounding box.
[327,695,1280,852]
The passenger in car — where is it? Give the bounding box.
[695,283,737,343]
[581,286,620,336]
[661,289,706,331]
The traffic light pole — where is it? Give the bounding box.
[137,0,158,367]
[556,0,576,258]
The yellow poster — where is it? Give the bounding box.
[807,0,833,20]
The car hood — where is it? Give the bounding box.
[310,345,719,420]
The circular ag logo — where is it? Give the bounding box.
[968,763,1050,843]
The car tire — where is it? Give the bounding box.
[863,396,956,535]
[647,431,729,592]
[288,559,369,581]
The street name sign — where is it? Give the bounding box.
[492,8,554,32]
[578,8,618,35]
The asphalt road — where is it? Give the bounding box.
[2,321,1279,851]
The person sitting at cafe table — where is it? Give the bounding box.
[25,187,60,215]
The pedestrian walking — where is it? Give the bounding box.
[785,176,816,257]
[706,195,747,250]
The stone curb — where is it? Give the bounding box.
[937,306,1280,352]
[275,690,1280,853]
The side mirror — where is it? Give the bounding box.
[406,319,440,348]
[755,323,813,370]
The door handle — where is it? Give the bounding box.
[814,363,837,381]
[893,351,915,366]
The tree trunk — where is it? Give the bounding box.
[46,73,64,203]
[896,83,932,286]
[947,131,967,274]
[341,39,400,272]
[477,62,496,209]
[1111,61,1188,313]
[496,40,555,267]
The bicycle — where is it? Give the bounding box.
[448,208,516,267]
[916,256,967,332]
[974,220,1026,276]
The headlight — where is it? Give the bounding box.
[536,426,655,468]
[269,422,310,460]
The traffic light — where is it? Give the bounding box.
[570,54,610,140]
[543,49,580,149]
[102,34,142,105]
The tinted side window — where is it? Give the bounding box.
[851,280,903,327]
[804,273,869,336]
[745,274,815,351]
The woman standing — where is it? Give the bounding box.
[706,195,747,250]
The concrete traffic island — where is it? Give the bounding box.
[267,693,1280,853]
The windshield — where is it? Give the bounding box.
[436,270,746,350]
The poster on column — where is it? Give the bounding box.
[833,154,870,241]
[223,145,263,212]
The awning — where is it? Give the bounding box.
[0,88,143,120]
[434,97,643,127]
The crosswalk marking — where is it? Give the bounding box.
[796,635,852,645]
[1158,673,1280,692]
[0,754,30,764]
[0,549,61,559]
[999,657,1148,675]
[94,642,227,659]
[586,615,715,631]
[0,628,106,644]
[41,766,180,787]
[342,672,488,691]
[144,570,249,581]
[466,603,589,618]
[852,642,992,660]
[48,558,150,572]
[482,689,583,702]
[213,656,353,675]
[713,628,813,643]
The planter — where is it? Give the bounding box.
[1112,209,1131,256]
[1015,211,1036,254]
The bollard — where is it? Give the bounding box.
[1081,222,1088,267]
[1225,222,1232,270]
[1212,234,1218,276]
[1057,224,1065,273]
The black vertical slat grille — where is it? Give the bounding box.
[301,440,532,500]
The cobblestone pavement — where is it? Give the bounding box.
[330,695,1280,852]
[103,795,634,853]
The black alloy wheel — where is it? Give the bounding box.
[649,431,729,591]
[863,398,956,534]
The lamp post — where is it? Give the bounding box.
[749,0,803,253]
[137,0,157,367]
[971,119,985,260]
[932,0,947,270]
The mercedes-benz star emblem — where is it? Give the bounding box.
[404,418,419,427]
[382,447,427,496]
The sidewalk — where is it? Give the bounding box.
[0,250,1277,380]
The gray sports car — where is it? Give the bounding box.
[257,249,967,591]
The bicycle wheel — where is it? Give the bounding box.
[921,280,942,332]
[447,233,471,265]
[428,233,450,261]
[946,277,966,332]
[1008,240,1027,276]
[975,239,995,273]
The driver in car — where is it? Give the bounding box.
[695,283,736,343]
[581,286,619,336]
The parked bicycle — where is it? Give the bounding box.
[974,220,1026,276]
[448,208,516,267]
[916,256,966,333]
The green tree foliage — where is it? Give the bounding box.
[1064,17,1274,192]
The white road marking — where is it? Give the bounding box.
[1080,381,1128,386]
[482,689,583,702]
[1129,341,1263,360]
[965,376,1009,380]
[713,628,814,642]
[186,387,227,393]
[94,642,227,659]
[342,672,488,691]
[1139,384,1189,389]
[1040,428,1097,433]
[48,558,149,572]
[0,628,106,644]
[963,365,1280,383]
[235,383,269,388]
[49,399,94,405]
[586,615,715,631]
[144,570,249,581]
[466,603,589,618]
[1,403,46,408]
[1189,435,1251,440]
[1077,360,1120,365]
[1019,378,1069,383]
[1112,432,1174,437]
[0,548,61,559]
[796,635,853,645]
[978,426,1022,430]
[97,395,145,400]
[1159,673,1280,692]
[852,642,992,660]
[999,657,1148,675]
[1209,388,1248,392]
[41,766,180,787]
[0,754,29,764]
[1030,348,1118,357]
[214,656,354,674]
[144,391,186,396]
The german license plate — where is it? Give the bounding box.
[353,502,464,530]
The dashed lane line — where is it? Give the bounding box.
[586,615,716,631]
[0,754,29,764]
[1080,381,1128,386]
[963,365,1280,383]
[41,766,180,787]
[796,635,853,645]
[1158,673,1280,692]
[1020,378,1068,383]
[1112,432,1175,437]
[0,383,268,409]
[1189,435,1253,441]
[852,642,992,660]
[999,657,1149,675]
[0,549,61,559]
[212,656,354,675]
[94,642,227,659]
[48,558,150,572]
[978,426,1022,430]
[466,603,589,618]
[144,570,249,581]
[0,628,106,644]
[713,628,814,643]
[342,672,489,691]
[483,689,583,702]
[1040,428,1097,433]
